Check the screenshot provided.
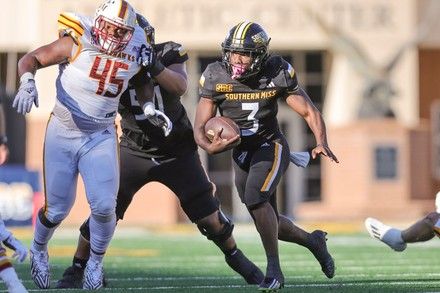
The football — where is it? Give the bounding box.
[205,116,240,142]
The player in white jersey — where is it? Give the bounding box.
[12,0,169,290]
[0,100,28,293]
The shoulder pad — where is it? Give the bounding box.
[267,56,299,92]
[199,62,224,98]
[58,13,87,45]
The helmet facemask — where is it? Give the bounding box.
[92,0,136,54]
[93,16,134,54]
[222,47,268,80]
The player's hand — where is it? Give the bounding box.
[3,235,28,263]
[138,44,165,76]
[207,128,240,154]
[12,79,39,115]
[143,102,173,137]
[311,143,339,163]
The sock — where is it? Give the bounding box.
[0,267,21,288]
[278,215,313,248]
[89,213,116,261]
[266,255,281,279]
[73,256,88,270]
[32,214,58,252]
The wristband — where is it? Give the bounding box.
[20,72,35,84]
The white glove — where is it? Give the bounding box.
[143,102,173,137]
[3,235,28,263]
[12,73,39,115]
[138,44,155,68]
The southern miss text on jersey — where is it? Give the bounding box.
[119,41,196,160]
[199,55,299,149]
[56,13,146,130]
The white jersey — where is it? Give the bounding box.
[56,13,146,130]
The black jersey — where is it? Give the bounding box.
[199,55,299,149]
[119,41,196,159]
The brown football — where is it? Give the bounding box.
[205,116,240,142]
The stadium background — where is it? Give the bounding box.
[1,0,440,227]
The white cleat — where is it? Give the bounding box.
[29,249,50,289]
[365,217,407,252]
[83,259,104,290]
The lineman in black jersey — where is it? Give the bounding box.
[56,15,264,289]
[194,22,339,291]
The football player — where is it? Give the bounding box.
[55,14,264,289]
[365,193,440,251]
[0,99,27,293]
[12,0,170,290]
[194,22,339,291]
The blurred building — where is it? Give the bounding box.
[1,0,440,225]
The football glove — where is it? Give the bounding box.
[3,235,28,263]
[13,73,39,115]
[143,102,173,137]
[138,44,165,77]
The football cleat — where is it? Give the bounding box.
[29,248,50,289]
[258,277,284,292]
[309,230,335,278]
[225,249,264,284]
[83,259,104,290]
[56,265,84,289]
[365,217,407,251]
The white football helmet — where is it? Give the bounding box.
[92,0,136,54]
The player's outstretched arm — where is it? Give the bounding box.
[286,88,339,163]
[13,37,74,115]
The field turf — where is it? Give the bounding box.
[1,224,439,292]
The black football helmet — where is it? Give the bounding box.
[221,21,271,79]
[136,13,155,45]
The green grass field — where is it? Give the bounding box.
[2,224,440,292]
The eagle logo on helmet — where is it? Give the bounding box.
[92,0,136,54]
[221,21,271,80]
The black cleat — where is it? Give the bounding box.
[56,265,109,288]
[309,230,335,278]
[56,265,84,289]
[225,249,264,284]
[258,277,284,292]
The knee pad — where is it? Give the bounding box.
[38,208,59,228]
[79,218,91,242]
[197,210,234,243]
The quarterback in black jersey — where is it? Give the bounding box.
[56,15,264,289]
[195,22,339,291]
